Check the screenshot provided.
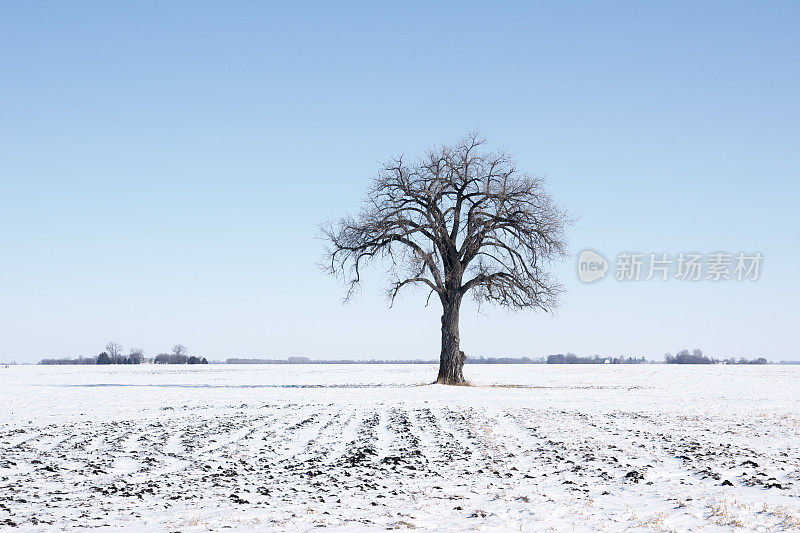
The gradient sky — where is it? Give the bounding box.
[1,2,798,363]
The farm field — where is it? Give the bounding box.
[1,364,798,531]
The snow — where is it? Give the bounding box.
[0,364,799,531]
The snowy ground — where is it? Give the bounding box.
[0,364,798,531]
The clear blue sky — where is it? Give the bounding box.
[1,2,798,362]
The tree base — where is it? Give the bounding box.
[433,377,471,386]
[435,350,467,385]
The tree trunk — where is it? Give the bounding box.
[436,295,466,384]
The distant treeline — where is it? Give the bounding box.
[40,356,110,365]
[226,353,777,365]
[546,354,648,364]
[40,353,209,365]
[664,349,767,365]
[36,346,779,366]
[468,356,545,364]
[40,351,145,365]
[227,356,550,365]
[153,354,208,365]
[39,342,207,365]
[228,357,437,364]
[226,355,648,365]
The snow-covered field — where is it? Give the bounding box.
[1,364,798,531]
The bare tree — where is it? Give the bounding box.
[128,348,144,365]
[105,342,123,360]
[172,344,188,358]
[322,134,569,384]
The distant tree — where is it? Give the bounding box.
[172,345,187,357]
[664,348,714,364]
[201,357,208,364]
[141,345,191,364]
[105,342,123,360]
[128,348,144,365]
[96,352,111,365]
[187,356,202,364]
[160,345,187,364]
[322,134,570,384]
